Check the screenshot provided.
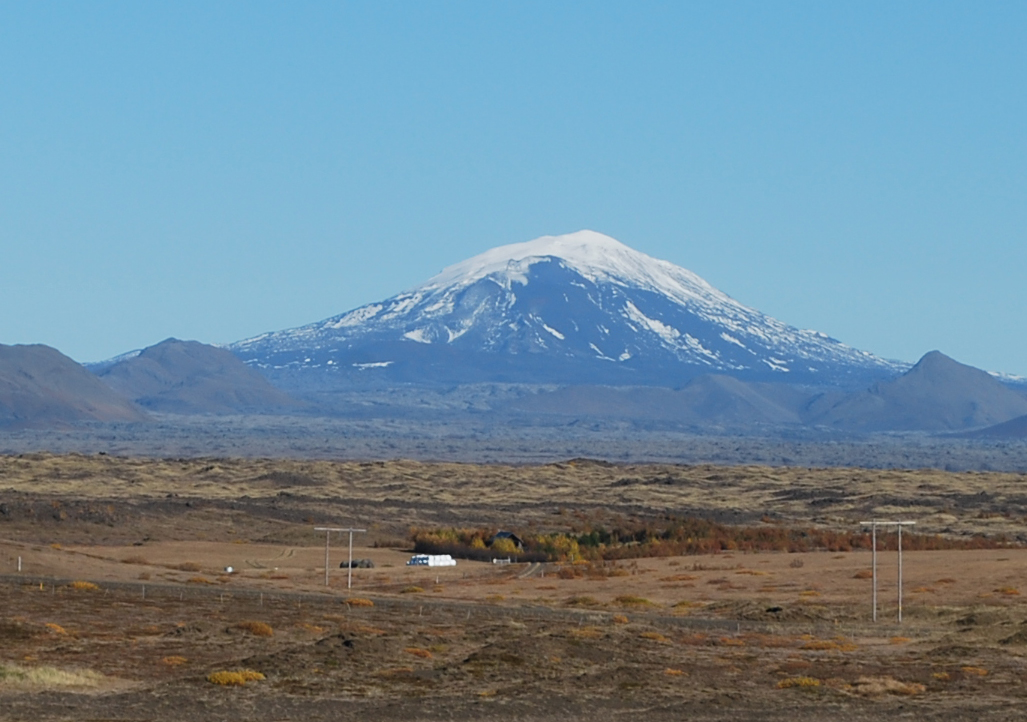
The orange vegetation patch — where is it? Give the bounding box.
[67,581,99,591]
[344,598,374,607]
[777,676,820,689]
[207,669,265,686]
[235,621,274,637]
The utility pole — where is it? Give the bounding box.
[314,527,367,589]
[859,520,916,623]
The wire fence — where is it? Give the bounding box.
[0,572,931,640]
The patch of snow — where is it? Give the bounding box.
[422,299,454,315]
[353,361,394,370]
[720,332,746,349]
[589,343,616,361]
[763,358,790,372]
[541,322,565,340]
[446,325,470,343]
[403,329,432,344]
[682,334,719,362]
[989,370,1027,383]
[379,294,422,321]
[330,304,383,329]
[622,300,681,345]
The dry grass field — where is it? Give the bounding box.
[3,453,1027,720]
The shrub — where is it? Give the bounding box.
[377,666,414,677]
[491,538,518,554]
[569,626,603,640]
[207,669,265,686]
[664,668,686,676]
[235,621,273,637]
[612,614,629,624]
[186,576,214,585]
[161,656,187,666]
[44,623,67,636]
[996,586,1020,595]
[400,586,424,594]
[0,663,102,688]
[889,636,911,645]
[614,595,655,607]
[853,569,873,579]
[121,555,149,565]
[961,666,988,676]
[344,598,374,607]
[68,581,98,591]
[565,596,601,607]
[404,647,432,659]
[851,676,925,695]
[172,562,202,572]
[777,676,820,689]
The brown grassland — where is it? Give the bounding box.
[2,453,1027,720]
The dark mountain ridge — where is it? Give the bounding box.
[93,338,303,415]
[805,351,1027,432]
[0,344,148,428]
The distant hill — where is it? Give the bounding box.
[807,351,1027,431]
[93,339,304,415]
[506,374,809,427]
[962,413,1027,439]
[0,344,148,427]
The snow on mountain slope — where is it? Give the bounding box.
[231,231,904,386]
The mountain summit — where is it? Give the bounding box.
[232,231,902,387]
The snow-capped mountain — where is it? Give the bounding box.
[231,231,904,387]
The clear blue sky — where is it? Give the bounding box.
[2,2,1025,374]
